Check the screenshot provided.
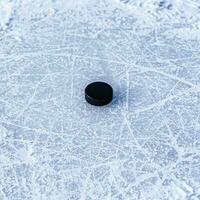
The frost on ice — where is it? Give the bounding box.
[0,0,200,200]
[0,0,12,30]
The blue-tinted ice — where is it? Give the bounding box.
[0,0,200,199]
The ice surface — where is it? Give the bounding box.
[0,0,200,199]
[0,0,13,30]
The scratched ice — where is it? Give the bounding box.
[0,0,200,199]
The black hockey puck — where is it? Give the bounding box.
[85,82,113,106]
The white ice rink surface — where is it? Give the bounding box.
[0,0,200,199]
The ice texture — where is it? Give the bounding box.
[0,0,13,30]
[0,0,200,200]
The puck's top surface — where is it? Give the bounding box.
[85,82,113,106]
